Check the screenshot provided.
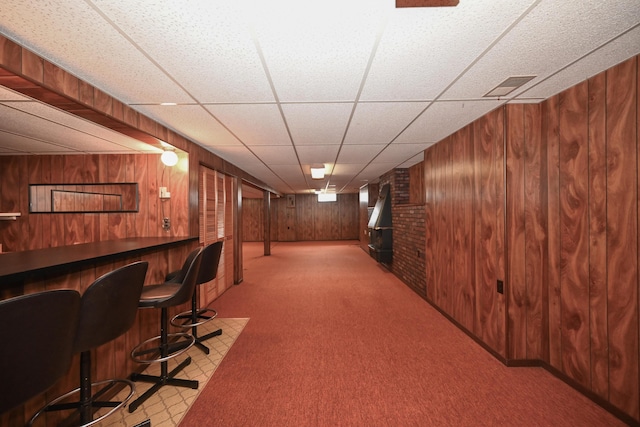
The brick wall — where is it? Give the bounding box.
[375,167,426,298]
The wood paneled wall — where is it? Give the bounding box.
[242,194,359,242]
[422,56,640,421]
[0,154,188,252]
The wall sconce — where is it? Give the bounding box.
[310,164,325,179]
[161,149,178,167]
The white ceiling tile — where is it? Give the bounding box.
[396,100,503,145]
[344,102,428,145]
[282,103,353,146]
[92,0,275,103]
[442,0,640,100]
[518,25,640,100]
[249,0,389,102]
[337,145,383,164]
[296,145,340,165]
[0,86,30,101]
[0,0,193,104]
[374,143,431,164]
[0,130,75,154]
[136,105,241,147]
[205,104,291,146]
[398,152,425,168]
[361,0,537,101]
[250,145,299,165]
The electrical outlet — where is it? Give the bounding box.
[497,280,504,294]
[162,217,171,230]
[159,187,171,199]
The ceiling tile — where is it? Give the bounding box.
[374,143,431,164]
[282,103,353,146]
[361,0,536,101]
[442,0,640,100]
[396,100,503,145]
[296,145,340,165]
[344,102,428,144]
[136,104,241,147]
[250,145,299,165]
[205,104,291,146]
[337,145,384,164]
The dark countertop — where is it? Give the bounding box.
[0,236,198,283]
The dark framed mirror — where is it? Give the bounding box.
[29,183,139,213]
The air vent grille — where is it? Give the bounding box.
[484,75,536,97]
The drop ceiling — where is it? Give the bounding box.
[0,0,639,195]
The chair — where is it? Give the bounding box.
[0,290,81,415]
[128,246,204,413]
[169,241,224,354]
[29,261,149,426]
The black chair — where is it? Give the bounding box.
[169,241,224,355]
[29,261,149,426]
[0,290,81,415]
[128,246,204,413]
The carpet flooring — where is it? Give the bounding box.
[180,241,625,426]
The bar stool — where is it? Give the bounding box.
[0,290,81,415]
[29,261,149,426]
[128,246,204,413]
[169,240,224,354]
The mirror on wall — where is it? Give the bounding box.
[29,183,139,213]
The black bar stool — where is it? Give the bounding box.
[128,246,204,413]
[169,241,224,354]
[0,290,81,415]
[29,261,149,426]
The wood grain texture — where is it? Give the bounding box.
[558,81,591,387]
[544,94,562,369]
[524,103,545,360]
[605,57,638,418]
[506,104,527,360]
[424,149,435,302]
[473,110,501,353]
[587,71,609,399]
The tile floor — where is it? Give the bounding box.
[95,318,249,427]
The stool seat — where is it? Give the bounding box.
[138,283,181,306]
[29,261,148,427]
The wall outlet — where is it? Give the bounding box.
[497,280,504,294]
[162,217,171,230]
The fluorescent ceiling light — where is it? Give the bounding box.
[318,193,337,202]
[310,165,325,179]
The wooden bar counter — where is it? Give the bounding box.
[0,236,199,426]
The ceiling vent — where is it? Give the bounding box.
[396,0,459,7]
[484,75,536,97]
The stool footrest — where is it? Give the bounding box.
[171,307,218,328]
[131,332,195,364]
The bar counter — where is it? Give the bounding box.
[0,236,198,285]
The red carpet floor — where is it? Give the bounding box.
[180,241,625,426]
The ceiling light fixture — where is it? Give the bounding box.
[161,149,178,167]
[310,164,325,179]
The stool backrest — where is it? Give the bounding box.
[0,290,81,413]
[73,261,148,354]
[159,247,203,308]
[196,241,224,285]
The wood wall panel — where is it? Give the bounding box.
[242,198,264,241]
[558,81,591,387]
[587,71,609,399]
[544,94,562,369]
[506,104,527,360]
[524,103,545,361]
[605,57,638,419]
[424,150,435,302]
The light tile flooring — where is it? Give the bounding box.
[95,318,249,427]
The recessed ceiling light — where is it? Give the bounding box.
[160,102,178,106]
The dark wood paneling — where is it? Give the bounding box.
[524,103,545,360]
[242,198,264,241]
[296,195,315,240]
[424,150,435,302]
[558,81,590,387]
[605,56,638,419]
[587,71,608,399]
[506,104,526,360]
[544,94,562,369]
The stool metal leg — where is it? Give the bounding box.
[129,308,198,413]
